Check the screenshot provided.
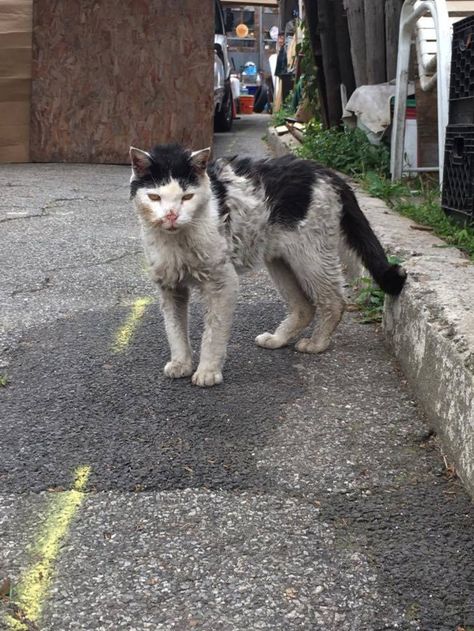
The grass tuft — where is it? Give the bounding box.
[352,277,385,323]
[298,122,390,177]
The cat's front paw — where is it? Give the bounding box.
[255,332,287,349]
[191,367,223,387]
[164,359,193,379]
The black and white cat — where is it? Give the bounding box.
[129,143,406,387]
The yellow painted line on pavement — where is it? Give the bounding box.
[6,466,91,631]
[112,296,153,354]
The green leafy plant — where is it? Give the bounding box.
[272,96,296,127]
[352,277,385,323]
[298,123,390,177]
[351,256,404,323]
[296,21,319,119]
[0,374,9,387]
[361,172,474,260]
[361,171,407,203]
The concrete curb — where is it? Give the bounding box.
[267,127,474,498]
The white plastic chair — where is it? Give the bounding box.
[390,0,474,184]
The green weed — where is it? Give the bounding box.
[351,256,404,323]
[298,122,390,177]
[352,277,385,323]
[0,374,9,387]
[272,104,295,127]
[361,171,407,203]
[360,172,474,260]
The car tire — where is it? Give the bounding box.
[214,83,233,132]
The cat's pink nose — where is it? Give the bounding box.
[166,211,178,224]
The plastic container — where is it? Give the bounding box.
[449,16,474,124]
[390,97,418,170]
[442,124,474,224]
[239,95,255,114]
[449,16,474,101]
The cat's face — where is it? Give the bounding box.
[130,144,211,233]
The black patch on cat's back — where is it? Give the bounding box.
[130,144,198,197]
[207,161,229,219]
[230,154,317,228]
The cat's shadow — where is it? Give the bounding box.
[1,300,306,493]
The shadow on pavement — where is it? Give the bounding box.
[0,299,303,493]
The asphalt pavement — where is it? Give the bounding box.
[0,114,473,631]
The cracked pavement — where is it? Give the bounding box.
[0,115,473,630]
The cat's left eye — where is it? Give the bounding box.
[182,193,194,201]
[148,193,161,201]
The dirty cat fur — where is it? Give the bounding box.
[129,143,406,387]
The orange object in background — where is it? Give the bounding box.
[236,23,249,38]
[240,95,254,114]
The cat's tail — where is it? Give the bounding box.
[338,182,406,296]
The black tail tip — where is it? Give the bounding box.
[381,264,407,296]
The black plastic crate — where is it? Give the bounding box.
[449,97,474,124]
[442,125,474,223]
[449,15,474,103]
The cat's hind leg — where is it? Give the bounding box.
[256,257,316,349]
[290,249,346,354]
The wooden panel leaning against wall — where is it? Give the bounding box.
[0,0,33,163]
[30,0,214,164]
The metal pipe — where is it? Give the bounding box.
[403,166,440,172]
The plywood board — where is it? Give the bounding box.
[30,0,214,163]
[0,0,33,163]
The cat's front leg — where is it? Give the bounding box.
[192,265,239,387]
[160,285,193,379]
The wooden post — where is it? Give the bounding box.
[317,0,343,126]
[334,0,356,100]
[385,0,404,81]
[303,0,329,128]
[364,0,386,84]
[343,0,367,87]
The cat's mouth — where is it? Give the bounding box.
[149,218,179,232]
[161,223,182,233]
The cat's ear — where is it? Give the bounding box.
[130,147,153,179]
[190,147,211,174]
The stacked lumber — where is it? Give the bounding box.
[275,119,306,142]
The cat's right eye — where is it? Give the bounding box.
[148,193,161,201]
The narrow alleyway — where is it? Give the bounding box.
[0,114,473,631]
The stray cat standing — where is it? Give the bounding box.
[129,144,406,387]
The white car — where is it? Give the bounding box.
[214,0,233,132]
